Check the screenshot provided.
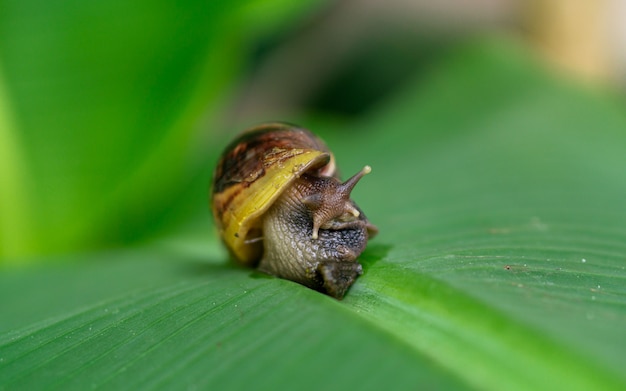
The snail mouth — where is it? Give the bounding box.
[319,216,366,231]
[319,214,378,239]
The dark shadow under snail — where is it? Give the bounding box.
[210,123,377,299]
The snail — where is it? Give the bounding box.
[210,122,377,299]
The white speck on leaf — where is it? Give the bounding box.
[530,216,548,231]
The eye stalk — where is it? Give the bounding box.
[303,165,372,240]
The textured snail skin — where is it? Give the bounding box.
[259,175,370,299]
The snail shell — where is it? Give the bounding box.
[211,122,377,299]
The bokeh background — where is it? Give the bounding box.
[1,0,626,265]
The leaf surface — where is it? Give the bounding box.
[2,40,626,390]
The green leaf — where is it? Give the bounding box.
[2,40,626,390]
[0,66,32,255]
[0,244,465,390]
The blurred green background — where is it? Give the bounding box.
[2,1,626,390]
[0,0,329,262]
[2,0,623,264]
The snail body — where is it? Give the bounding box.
[211,123,377,299]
